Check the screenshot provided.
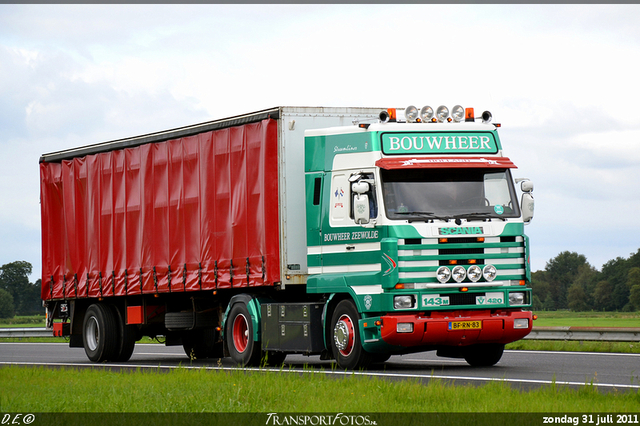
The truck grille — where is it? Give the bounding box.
[396,235,526,287]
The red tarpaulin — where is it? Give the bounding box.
[40,118,280,300]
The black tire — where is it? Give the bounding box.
[112,305,136,362]
[226,303,261,367]
[82,303,119,362]
[463,343,505,367]
[329,299,372,370]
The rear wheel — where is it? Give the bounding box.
[226,303,261,366]
[329,299,372,370]
[463,343,505,367]
[112,305,136,362]
[83,304,119,362]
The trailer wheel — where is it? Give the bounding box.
[83,304,119,362]
[329,299,372,370]
[112,305,136,362]
[463,343,505,367]
[226,303,261,367]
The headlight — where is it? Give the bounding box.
[467,265,482,282]
[452,265,466,283]
[405,105,419,123]
[436,266,451,283]
[509,292,525,306]
[483,264,497,282]
[514,318,529,329]
[394,295,415,309]
[397,323,414,333]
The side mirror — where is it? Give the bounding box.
[521,193,534,223]
[352,181,370,224]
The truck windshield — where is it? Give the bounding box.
[380,168,521,220]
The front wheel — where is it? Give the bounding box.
[226,303,261,367]
[329,299,372,370]
[464,343,505,367]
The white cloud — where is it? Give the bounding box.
[1,4,640,277]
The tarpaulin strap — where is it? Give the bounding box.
[124,269,129,296]
[262,256,266,281]
[112,271,116,296]
[246,258,250,284]
[139,269,143,293]
[182,264,187,292]
[198,263,203,291]
[74,274,78,298]
[153,267,158,293]
[167,265,172,293]
[50,276,54,299]
[86,274,90,297]
[99,272,103,298]
[62,275,66,299]
[214,261,218,287]
[230,260,234,286]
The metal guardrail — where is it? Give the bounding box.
[525,326,640,342]
[0,327,51,338]
[1,326,639,341]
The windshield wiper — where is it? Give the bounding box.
[393,211,452,222]
[452,212,506,222]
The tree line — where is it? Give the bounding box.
[0,261,42,318]
[532,249,640,312]
[2,249,640,319]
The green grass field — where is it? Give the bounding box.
[1,365,638,413]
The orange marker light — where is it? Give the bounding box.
[461,287,469,292]
[439,238,448,243]
[395,283,405,290]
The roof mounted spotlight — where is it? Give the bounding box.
[420,105,434,122]
[452,105,465,123]
[405,105,419,123]
[436,105,449,123]
[482,111,492,123]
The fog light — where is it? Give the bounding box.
[509,292,525,305]
[397,323,414,333]
[436,266,451,283]
[514,318,529,329]
[483,264,497,282]
[452,265,466,283]
[394,295,415,309]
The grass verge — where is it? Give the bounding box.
[1,365,639,413]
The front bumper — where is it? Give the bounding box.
[379,309,532,348]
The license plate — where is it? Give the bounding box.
[448,320,482,331]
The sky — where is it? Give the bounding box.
[1,4,640,282]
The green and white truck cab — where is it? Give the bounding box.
[305,105,535,368]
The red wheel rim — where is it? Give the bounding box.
[334,314,355,357]
[232,313,249,353]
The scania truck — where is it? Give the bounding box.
[40,105,535,369]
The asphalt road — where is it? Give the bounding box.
[1,342,639,393]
